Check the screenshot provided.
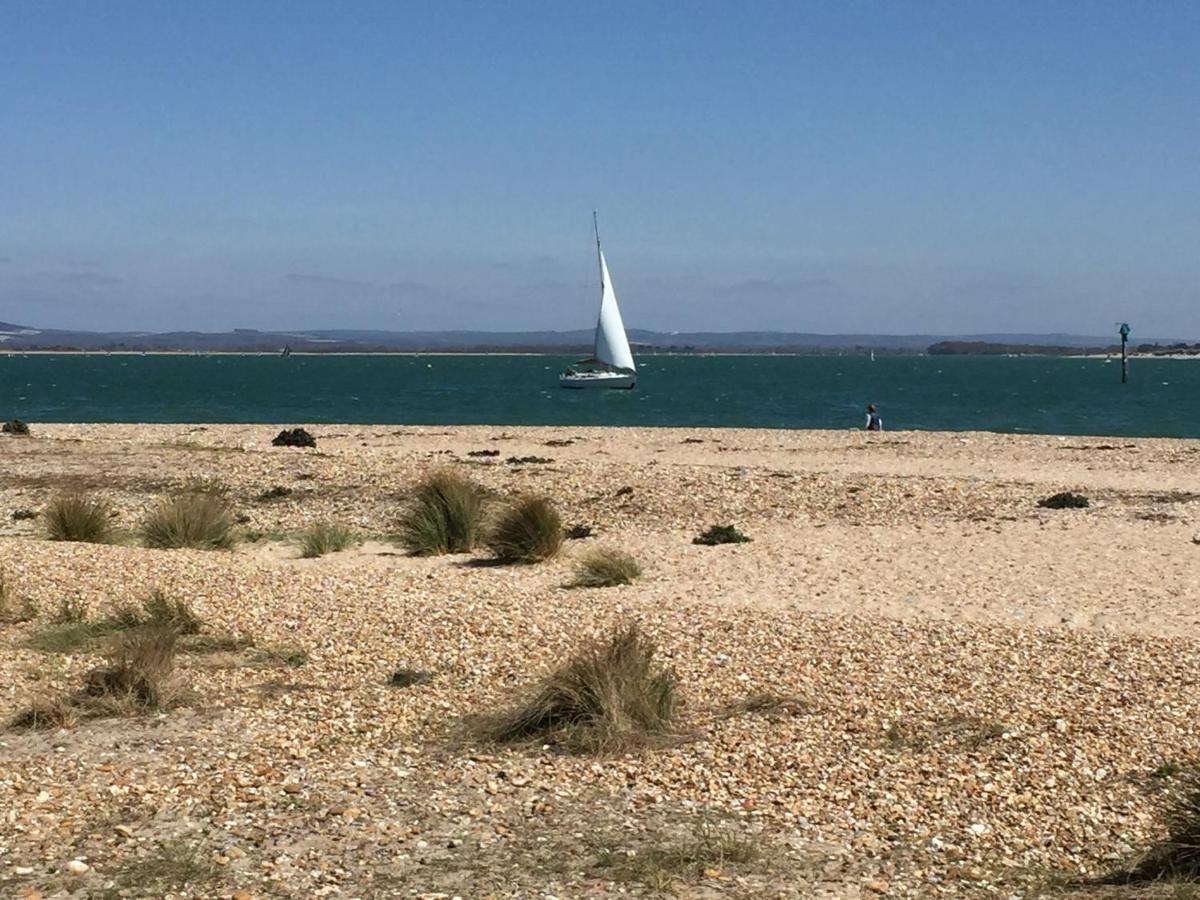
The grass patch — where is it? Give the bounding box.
[596,822,759,887]
[104,838,219,896]
[397,469,486,555]
[1109,775,1200,883]
[2,418,30,435]
[10,626,181,730]
[25,592,207,654]
[467,623,678,753]
[487,496,563,563]
[44,491,114,543]
[1155,762,1187,780]
[1039,491,1090,509]
[298,522,356,558]
[142,491,235,550]
[569,547,641,588]
[693,524,751,546]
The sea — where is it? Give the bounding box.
[1,353,1197,438]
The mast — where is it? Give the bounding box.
[593,211,603,360]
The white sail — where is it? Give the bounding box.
[593,250,636,372]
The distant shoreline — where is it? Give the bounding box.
[3,348,1200,360]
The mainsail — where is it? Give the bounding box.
[593,249,636,372]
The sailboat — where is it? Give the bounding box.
[559,213,636,389]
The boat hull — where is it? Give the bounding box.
[559,371,636,390]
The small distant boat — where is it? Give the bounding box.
[870,349,876,362]
[280,345,292,358]
[560,213,636,390]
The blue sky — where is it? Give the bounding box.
[1,1,1197,335]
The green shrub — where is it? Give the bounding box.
[487,496,563,563]
[693,524,751,546]
[470,623,678,753]
[2,419,30,435]
[299,522,356,558]
[142,492,235,550]
[569,548,641,588]
[398,470,486,555]
[44,492,114,543]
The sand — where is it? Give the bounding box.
[1,424,1198,898]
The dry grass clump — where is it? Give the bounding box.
[2,418,30,435]
[43,491,114,543]
[1112,775,1200,883]
[142,491,235,550]
[105,838,219,895]
[487,496,563,563]
[0,568,38,625]
[10,627,180,730]
[81,627,179,712]
[398,469,487,555]
[597,822,759,887]
[469,624,678,753]
[569,547,641,588]
[299,522,356,558]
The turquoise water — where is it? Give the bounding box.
[1,354,1196,437]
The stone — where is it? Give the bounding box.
[66,860,90,875]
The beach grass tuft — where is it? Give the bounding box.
[487,495,563,563]
[44,491,114,544]
[10,626,180,730]
[569,547,641,588]
[142,491,236,550]
[1110,775,1200,883]
[2,418,30,435]
[298,522,356,558]
[468,623,678,753]
[693,524,751,546]
[398,469,486,555]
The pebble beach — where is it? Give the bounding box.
[2,424,1199,898]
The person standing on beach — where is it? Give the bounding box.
[865,404,883,431]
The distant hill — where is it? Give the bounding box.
[0,324,1190,354]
